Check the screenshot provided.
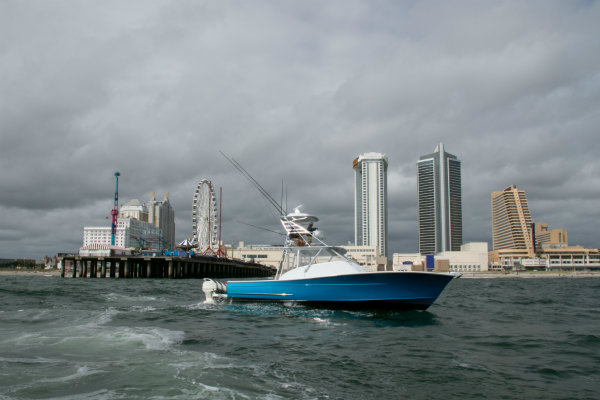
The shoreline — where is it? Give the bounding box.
[458,271,600,278]
[1,269,600,279]
[0,269,62,276]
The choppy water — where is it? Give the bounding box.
[1,276,598,400]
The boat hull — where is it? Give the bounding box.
[225,272,455,310]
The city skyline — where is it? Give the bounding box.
[1,1,599,259]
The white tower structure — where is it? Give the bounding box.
[353,152,388,258]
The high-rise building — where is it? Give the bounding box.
[417,143,462,255]
[491,185,533,252]
[146,192,176,250]
[353,152,388,258]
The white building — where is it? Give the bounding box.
[393,242,489,272]
[438,242,488,273]
[119,199,148,220]
[83,217,162,251]
[84,193,175,252]
[233,243,283,267]
[353,152,388,258]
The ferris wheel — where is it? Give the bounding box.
[192,179,218,252]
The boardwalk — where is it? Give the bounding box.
[59,255,275,279]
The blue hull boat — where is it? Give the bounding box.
[203,206,458,311]
[226,271,454,310]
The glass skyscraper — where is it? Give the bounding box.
[417,143,462,255]
[353,153,388,258]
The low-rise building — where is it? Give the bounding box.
[233,243,283,268]
[393,242,489,272]
[489,245,600,270]
[543,246,600,269]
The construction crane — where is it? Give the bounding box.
[110,172,120,246]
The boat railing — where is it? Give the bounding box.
[280,217,325,247]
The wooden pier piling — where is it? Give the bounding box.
[59,255,275,279]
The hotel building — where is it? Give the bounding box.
[393,242,489,273]
[491,185,533,252]
[533,223,568,249]
[417,143,463,254]
[488,185,599,270]
[83,217,162,250]
[83,193,175,251]
[353,153,388,258]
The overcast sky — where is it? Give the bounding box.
[1,0,599,260]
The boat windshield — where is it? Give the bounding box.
[279,245,349,275]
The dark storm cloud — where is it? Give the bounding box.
[1,0,599,259]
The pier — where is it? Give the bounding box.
[58,255,275,279]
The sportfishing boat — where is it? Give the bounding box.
[202,206,457,310]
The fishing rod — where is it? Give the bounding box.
[219,151,285,216]
[235,220,286,236]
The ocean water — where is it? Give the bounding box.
[0,276,598,400]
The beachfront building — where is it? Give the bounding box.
[83,217,162,250]
[543,246,600,270]
[417,143,463,255]
[488,185,586,270]
[393,242,488,273]
[491,185,533,252]
[233,243,283,268]
[534,223,568,249]
[353,153,388,258]
[489,246,600,271]
[83,193,175,252]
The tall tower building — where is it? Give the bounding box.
[417,143,462,255]
[491,185,533,252]
[146,192,176,250]
[353,153,388,258]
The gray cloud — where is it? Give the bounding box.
[1,0,599,259]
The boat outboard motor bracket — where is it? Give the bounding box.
[202,278,227,304]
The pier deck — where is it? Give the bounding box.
[58,255,275,279]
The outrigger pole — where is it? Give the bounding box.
[219,151,285,216]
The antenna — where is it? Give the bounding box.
[110,172,120,246]
[219,151,285,216]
